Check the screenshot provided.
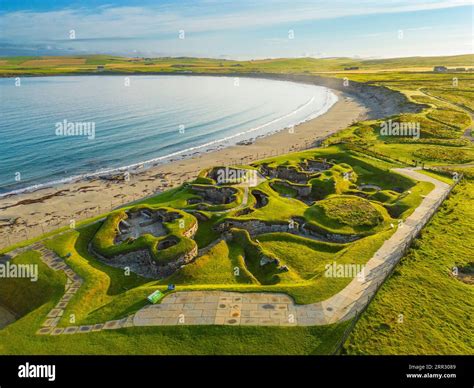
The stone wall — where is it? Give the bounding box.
[89,238,198,279]
[215,218,359,243]
[273,180,311,197]
[183,220,198,238]
[190,185,238,204]
[215,219,289,235]
[260,165,310,183]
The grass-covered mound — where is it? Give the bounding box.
[162,240,257,285]
[224,180,307,223]
[309,164,357,200]
[229,228,299,285]
[257,233,345,280]
[0,251,66,318]
[413,147,473,164]
[91,206,197,264]
[383,181,435,219]
[426,107,472,131]
[187,183,245,211]
[369,189,400,204]
[270,180,299,198]
[305,195,390,235]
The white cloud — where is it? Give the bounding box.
[0,0,471,42]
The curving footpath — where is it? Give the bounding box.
[27,167,453,334]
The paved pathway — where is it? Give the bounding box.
[2,167,452,334]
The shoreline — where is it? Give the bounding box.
[1,67,424,248]
[0,81,338,199]
[0,87,367,247]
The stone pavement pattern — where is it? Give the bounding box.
[30,244,135,336]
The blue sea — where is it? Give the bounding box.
[0,75,337,196]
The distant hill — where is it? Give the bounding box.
[0,53,472,76]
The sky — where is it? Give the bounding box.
[0,0,473,59]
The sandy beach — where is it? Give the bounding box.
[0,87,368,248]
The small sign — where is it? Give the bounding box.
[167,284,175,291]
[147,290,163,304]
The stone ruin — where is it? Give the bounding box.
[93,208,198,279]
[189,185,238,205]
[271,180,312,198]
[259,159,333,184]
[252,190,269,208]
[299,159,334,173]
[357,184,382,192]
[259,255,289,272]
[259,164,311,184]
[206,166,256,185]
[94,242,198,280]
[215,218,360,244]
[115,208,183,244]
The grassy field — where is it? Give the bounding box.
[0,54,473,355]
[0,316,350,355]
[0,143,427,354]
[344,179,474,355]
[0,251,66,317]
[0,54,472,77]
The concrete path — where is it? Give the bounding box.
[11,167,451,334]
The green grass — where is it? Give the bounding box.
[192,214,222,248]
[0,318,350,355]
[0,251,66,317]
[306,196,388,233]
[163,240,256,285]
[413,147,473,163]
[1,53,472,77]
[270,181,298,197]
[91,206,197,264]
[1,56,471,355]
[385,181,434,219]
[44,225,149,325]
[426,107,472,131]
[344,181,474,355]
[258,233,345,280]
[372,143,474,166]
